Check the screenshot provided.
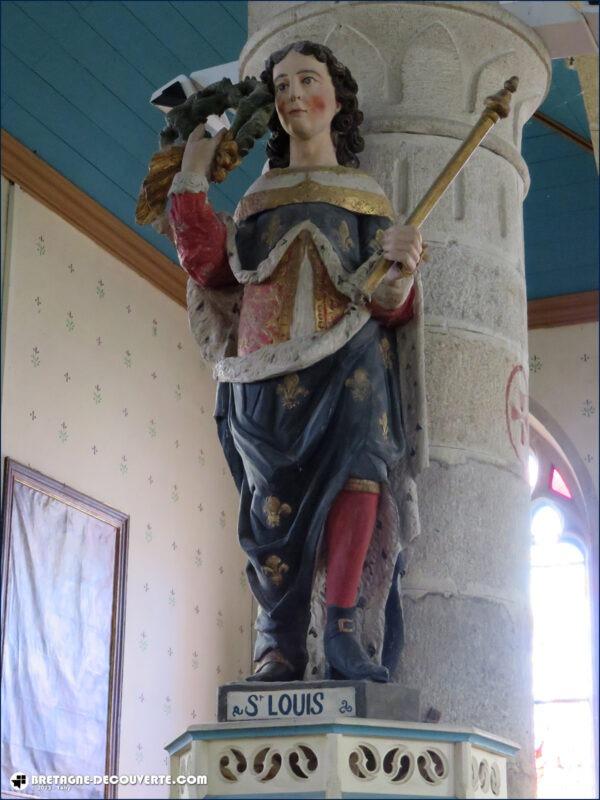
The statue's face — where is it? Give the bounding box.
[273,51,341,143]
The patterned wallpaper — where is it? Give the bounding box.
[1,184,252,797]
[529,322,598,496]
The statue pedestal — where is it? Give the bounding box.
[217,679,421,723]
[166,716,519,799]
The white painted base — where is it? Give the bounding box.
[166,718,519,799]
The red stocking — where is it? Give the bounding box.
[325,488,379,608]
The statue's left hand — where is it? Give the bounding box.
[381,224,428,283]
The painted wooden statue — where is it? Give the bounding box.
[164,41,429,683]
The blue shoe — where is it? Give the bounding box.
[324,606,389,682]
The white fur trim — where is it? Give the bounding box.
[187,277,242,364]
[372,275,414,309]
[169,171,209,196]
[245,167,389,198]
[224,218,378,305]
[213,306,371,383]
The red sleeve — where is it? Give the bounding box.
[368,284,415,328]
[168,192,236,288]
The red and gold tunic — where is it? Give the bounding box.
[169,166,414,382]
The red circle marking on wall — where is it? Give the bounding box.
[505,364,528,466]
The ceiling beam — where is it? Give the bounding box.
[533,110,594,151]
[528,291,599,328]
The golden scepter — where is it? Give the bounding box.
[362,76,519,297]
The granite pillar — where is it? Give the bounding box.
[241,3,551,795]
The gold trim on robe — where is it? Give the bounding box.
[344,478,381,494]
[237,230,352,356]
[234,179,394,223]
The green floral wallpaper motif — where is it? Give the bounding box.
[2,186,252,799]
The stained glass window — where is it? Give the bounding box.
[531,516,595,798]
[550,466,573,500]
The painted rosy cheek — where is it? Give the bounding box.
[309,95,327,113]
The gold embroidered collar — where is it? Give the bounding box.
[234,169,394,223]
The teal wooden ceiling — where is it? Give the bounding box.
[1,1,597,301]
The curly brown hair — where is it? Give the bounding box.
[260,41,364,169]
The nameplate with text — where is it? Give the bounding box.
[226,687,357,721]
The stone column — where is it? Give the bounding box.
[241,4,550,796]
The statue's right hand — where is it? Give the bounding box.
[181,123,226,178]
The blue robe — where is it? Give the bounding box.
[215,201,408,670]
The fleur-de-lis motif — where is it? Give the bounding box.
[345,369,371,401]
[372,228,385,253]
[529,354,542,373]
[582,399,595,418]
[379,337,393,369]
[337,219,353,251]
[379,412,389,440]
[263,496,292,528]
[276,374,310,410]
[261,554,290,588]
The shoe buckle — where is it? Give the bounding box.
[338,618,354,633]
